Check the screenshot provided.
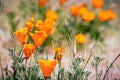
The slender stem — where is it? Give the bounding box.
[103,53,120,80]
[25,59,27,67]
[59,60,61,69]
[83,41,97,71]
[46,47,48,59]
[95,65,98,80]
[0,58,4,80]
[83,55,91,71]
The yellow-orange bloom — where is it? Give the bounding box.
[98,10,116,22]
[25,17,34,31]
[23,44,35,59]
[70,5,79,16]
[78,7,88,17]
[75,34,87,44]
[92,0,104,9]
[36,18,55,35]
[30,31,48,47]
[59,0,68,5]
[98,10,108,21]
[54,47,65,61]
[46,10,58,21]
[14,28,29,44]
[107,10,116,20]
[39,0,49,7]
[38,59,58,78]
[82,11,95,22]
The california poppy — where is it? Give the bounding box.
[25,17,34,31]
[70,5,79,16]
[75,34,87,44]
[82,11,95,22]
[39,0,49,7]
[59,0,68,5]
[92,0,104,9]
[107,10,116,20]
[23,44,35,59]
[78,7,88,17]
[14,28,29,44]
[54,47,65,61]
[36,18,55,35]
[45,10,58,21]
[29,31,48,47]
[98,10,116,22]
[38,59,58,78]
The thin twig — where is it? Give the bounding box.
[103,53,120,80]
[83,55,91,71]
[83,40,97,71]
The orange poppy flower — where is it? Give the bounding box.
[29,31,48,47]
[38,59,58,78]
[25,17,34,31]
[107,10,116,20]
[23,44,35,59]
[98,10,116,22]
[78,7,88,17]
[82,11,95,22]
[75,34,87,44]
[39,0,49,7]
[79,3,87,8]
[92,0,104,9]
[36,18,55,35]
[14,28,29,44]
[59,0,68,5]
[54,47,65,61]
[70,5,79,16]
[45,10,58,21]
[98,10,108,21]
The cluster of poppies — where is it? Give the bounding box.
[13,0,116,78]
[14,9,67,78]
[70,0,116,22]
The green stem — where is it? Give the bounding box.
[103,53,120,80]
[29,68,31,80]
[44,77,51,80]
[95,65,98,80]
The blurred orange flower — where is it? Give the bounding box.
[75,34,87,44]
[14,28,29,44]
[98,10,116,22]
[23,44,35,59]
[92,0,104,9]
[79,3,87,7]
[107,10,116,20]
[59,0,68,5]
[25,17,34,31]
[54,47,65,61]
[36,18,55,35]
[70,5,79,16]
[82,11,95,22]
[30,31,48,47]
[78,7,88,17]
[46,10,58,21]
[39,0,49,7]
[38,59,58,78]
